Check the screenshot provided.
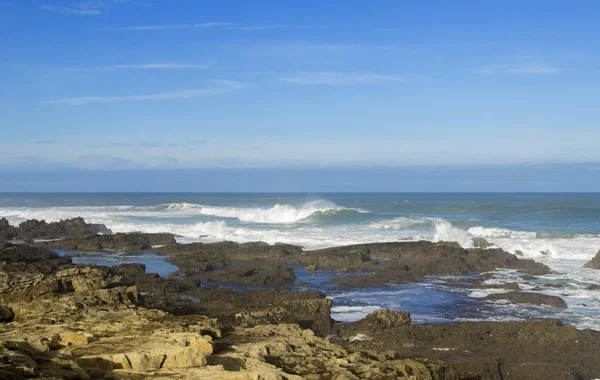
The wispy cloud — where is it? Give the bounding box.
[278,72,412,85]
[110,22,295,31]
[45,80,244,105]
[475,64,561,75]
[41,0,134,15]
[111,22,234,30]
[67,63,212,71]
[223,24,290,31]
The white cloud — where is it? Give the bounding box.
[111,22,234,30]
[68,63,212,71]
[475,64,560,75]
[279,72,411,85]
[41,0,133,15]
[45,80,244,105]
[110,23,295,31]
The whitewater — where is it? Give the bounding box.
[1,193,599,329]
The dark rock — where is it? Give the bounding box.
[151,243,231,276]
[586,284,600,291]
[514,250,524,256]
[339,312,600,380]
[203,265,296,286]
[583,249,600,270]
[0,306,13,322]
[0,218,17,241]
[484,291,567,308]
[42,232,175,252]
[522,274,538,281]
[503,363,585,380]
[331,244,550,288]
[476,282,521,291]
[16,217,111,241]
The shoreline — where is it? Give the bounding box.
[1,217,599,379]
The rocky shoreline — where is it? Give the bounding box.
[0,217,599,379]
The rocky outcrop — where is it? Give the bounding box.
[339,310,600,380]
[151,243,232,276]
[331,244,551,288]
[484,291,568,308]
[202,264,296,286]
[42,232,176,252]
[0,218,17,241]
[584,249,600,270]
[16,217,111,241]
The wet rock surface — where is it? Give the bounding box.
[483,291,568,308]
[584,249,600,270]
[42,232,176,252]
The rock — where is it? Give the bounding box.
[151,243,232,276]
[349,309,412,330]
[476,282,521,291]
[484,291,567,308]
[339,313,600,380]
[503,363,585,380]
[331,243,550,288]
[60,332,90,347]
[202,265,296,286]
[514,250,524,256]
[472,237,492,249]
[583,249,600,270]
[586,284,600,290]
[16,217,111,241]
[0,306,13,322]
[304,264,319,272]
[0,218,17,241]
[43,232,176,252]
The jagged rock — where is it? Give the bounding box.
[16,217,111,241]
[43,232,176,252]
[0,218,17,242]
[583,249,600,270]
[484,291,567,308]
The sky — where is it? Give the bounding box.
[1,1,599,191]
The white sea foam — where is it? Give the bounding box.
[331,305,381,322]
[195,200,345,223]
[433,220,474,247]
[0,200,348,225]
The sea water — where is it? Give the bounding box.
[1,193,598,329]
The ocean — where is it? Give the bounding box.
[1,192,599,329]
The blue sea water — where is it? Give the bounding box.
[1,193,599,329]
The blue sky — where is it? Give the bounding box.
[1,0,599,190]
